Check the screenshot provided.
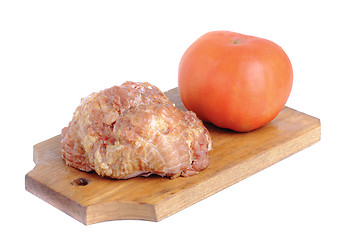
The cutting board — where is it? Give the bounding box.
[25,87,321,225]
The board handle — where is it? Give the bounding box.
[33,135,62,165]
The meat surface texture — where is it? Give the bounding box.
[61,81,212,179]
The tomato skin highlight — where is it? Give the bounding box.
[178,31,293,132]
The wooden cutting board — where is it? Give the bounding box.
[25,88,321,225]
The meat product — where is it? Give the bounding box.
[61,81,212,179]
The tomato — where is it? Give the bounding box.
[178,31,293,132]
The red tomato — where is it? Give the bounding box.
[178,31,293,132]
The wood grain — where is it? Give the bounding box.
[25,87,321,225]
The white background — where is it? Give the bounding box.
[1,0,344,239]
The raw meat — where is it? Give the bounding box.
[61,81,212,179]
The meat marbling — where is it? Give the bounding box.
[61,81,212,179]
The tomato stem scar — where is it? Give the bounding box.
[231,40,240,44]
